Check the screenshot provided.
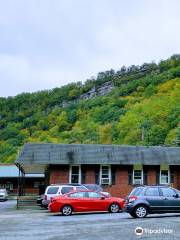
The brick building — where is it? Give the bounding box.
[16,143,180,197]
[0,164,44,195]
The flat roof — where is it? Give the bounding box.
[0,164,44,178]
[16,143,180,173]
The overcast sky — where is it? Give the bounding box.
[0,0,180,97]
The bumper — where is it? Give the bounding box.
[48,202,61,213]
[0,196,7,201]
[37,199,43,206]
[123,203,134,213]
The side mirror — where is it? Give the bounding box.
[101,196,106,200]
[173,194,179,198]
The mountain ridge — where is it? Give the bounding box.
[0,54,180,163]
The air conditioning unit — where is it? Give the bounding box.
[101,178,110,185]
[134,179,143,185]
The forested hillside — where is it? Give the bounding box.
[0,55,180,163]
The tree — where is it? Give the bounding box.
[56,111,69,131]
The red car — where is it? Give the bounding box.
[49,190,125,215]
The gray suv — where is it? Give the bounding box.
[124,185,180,218]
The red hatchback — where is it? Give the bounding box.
[49,190,125,215]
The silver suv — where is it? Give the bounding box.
[42,184,87,207]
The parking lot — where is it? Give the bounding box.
[0,200,180,240]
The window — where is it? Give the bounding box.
[69,192,86,198]
[5,182,13,191]
[128,169,133,185]
[129,187,144,197]
[133,170,143,185]
[88,192,101,198]
[100,165,111,185]
[160,188,176,197]
[160,170,169,184]
[145,187,159,196]
[61,187,74,195]
[69,165,81,184]
[47,187,59,194]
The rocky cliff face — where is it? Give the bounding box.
[81,81,114,100]
[61,81,114,107]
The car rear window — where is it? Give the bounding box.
[61,187,74,195]
[129,187,144,196]
[47,187,59,194]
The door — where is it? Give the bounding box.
[68,191,90,212]
[87,192,110,211]
[160,187,180,212]
[145,187,164,212]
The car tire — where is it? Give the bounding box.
[130,212,136,218]
[109,203,120,213]
[61,205,73,216]
[134,205,148,218]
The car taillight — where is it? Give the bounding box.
[44,195,47,200]
[128,196,138,203]
[50,197,55,202]
[51,197,57,203]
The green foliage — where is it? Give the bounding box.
[0,55,180,162]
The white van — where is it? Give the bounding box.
[42,184,87,207]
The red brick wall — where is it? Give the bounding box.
[49,165,69,184]
[47,164,180,198]
[47,165,133,197]
[147,169,157,185]
[0,178,43,195]
[171,166,180,190]
[85,166,96,184]
[103,166,133,198]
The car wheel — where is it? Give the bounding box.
[109,203,120,213]
[134,205,148,218]
[61,205,73,216]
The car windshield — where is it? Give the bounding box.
[172,188,180,195]
[129,187,144,197]
[47,187,59,194]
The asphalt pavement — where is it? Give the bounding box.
[0,199,16,212]
[0,200,180,240]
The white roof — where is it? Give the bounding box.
[0,165,44,178]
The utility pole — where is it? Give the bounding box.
[141,127,145,142]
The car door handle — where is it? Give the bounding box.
[163,198,168,200]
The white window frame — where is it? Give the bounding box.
[5,182,13,190]
[100,165,111,185]
[133,169,143,185]
[69,165,81,184]
[160,169,170,185]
